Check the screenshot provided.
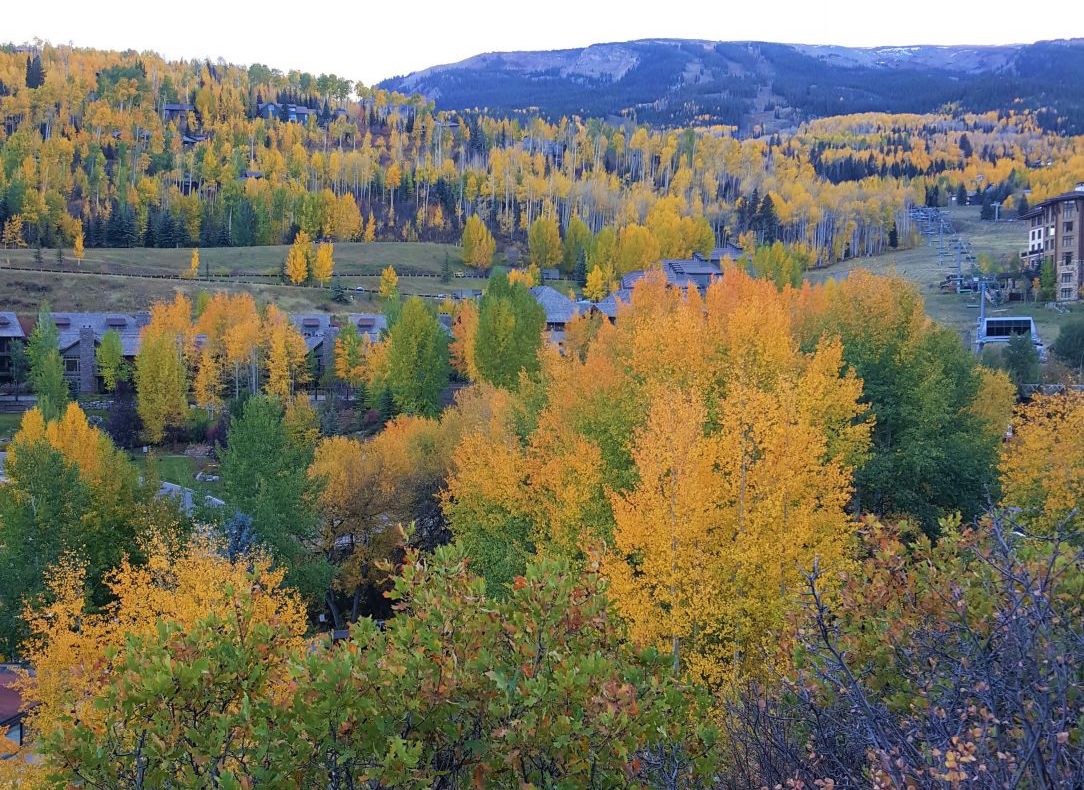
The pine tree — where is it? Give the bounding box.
[24,54,45,89]
[574,249,588,288]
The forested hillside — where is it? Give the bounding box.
[1,42,1083,279]
[381,38,1084,132]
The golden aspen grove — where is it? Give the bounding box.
[1,32,1083,790]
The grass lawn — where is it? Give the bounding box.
[0,241,492,278]
[0,259,578,314]
[130,453,219,489]
[0,411,24,441]
[807,205,1079,345]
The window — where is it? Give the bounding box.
[64,357,79,375]
[1061,288,1075,300]
[1064,235,1075,249]
[1065,202,1077,216]
[1062,273,1073,283]
[1067,253,1075,266]
[1067,221,1075,233]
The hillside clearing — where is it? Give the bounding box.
[808,205,1080,344]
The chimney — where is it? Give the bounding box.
[78,326,97,395]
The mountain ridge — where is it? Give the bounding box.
[379,38,1084,132]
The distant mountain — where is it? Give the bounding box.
[379,39,1084,132]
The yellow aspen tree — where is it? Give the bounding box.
[285,230,312,285]
[193,346,223,414]
[584,265,607,300]
[999,392,1084,533]
[134,294,194,444]
[603,387,722,676]
[597,270,869,688]
[449,300,480,380]
[186,248,200,279]
[72,230,85,264]
[16,539,307,773]
[364,212,376,242]
[379,265,399,300]
[462,215,496,270]
[308,434,407,595]
[134,330,189,444]
[334,323,368,389]
[1,215,26,248]
[313,242,334,286]
[527,215,562,269]
[262,306,309,401]
[7,403,118,487]
[507,265,539,287]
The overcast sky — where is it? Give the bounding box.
[6,0,1082,86]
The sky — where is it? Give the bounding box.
[6,0,1082,86]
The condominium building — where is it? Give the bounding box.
[1021,183,1084,302]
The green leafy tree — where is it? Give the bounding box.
[1039,258,1056,301]
[9,339,28,400]
[286,544,716,788]
[527,215,562,269]
[95,328,128,392]
[384,297,450,416]
[806,275,1000,534]
[26,305,68,419]
[25,544,718,788]
[1003,333,1040,392]
[474,272,545,389]
[561,215,593,275]
[574,248,588,287]
[0,442,89,655]
[1051,317,1084,374]
[134,331,188,444]
[0,407,172,656]
[220,396,329,602]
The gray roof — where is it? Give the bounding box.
[529,286,579,325]
[621,257,722,293]
[51,312,147,357]
[289,313,333,351]
[346,312,388,341]
[595,289,632,319]
[702,243,743,263]
[0,312,24,339]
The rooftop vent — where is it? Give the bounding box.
[106,317,127,327]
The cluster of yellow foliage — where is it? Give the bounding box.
[1000,392,1084,532]
[0,538,306,783]
[443,267,871,686]
[8,402,129,489]
[134,292,311,431]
